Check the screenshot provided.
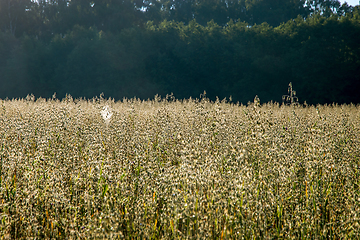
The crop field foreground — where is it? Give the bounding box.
[0,95,360,239]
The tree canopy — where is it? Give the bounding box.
[0,0,359,104]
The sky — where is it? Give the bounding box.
[340,0,360,6]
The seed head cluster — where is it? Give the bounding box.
[0,95,359,239]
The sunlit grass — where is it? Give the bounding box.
[0,95,359,239]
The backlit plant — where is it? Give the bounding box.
[0,95,359,239]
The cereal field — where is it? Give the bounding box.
[0,95,359,239]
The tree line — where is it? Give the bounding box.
[0,0,359,104]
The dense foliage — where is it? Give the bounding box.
[0,0,359,104]
[0,96,359,238]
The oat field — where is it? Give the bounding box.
[0,95,359,239]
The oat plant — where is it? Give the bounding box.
[282,82,299,105]
[0,95,359,239]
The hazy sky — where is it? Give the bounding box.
[340,0,360,6]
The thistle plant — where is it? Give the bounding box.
[100,105,113,125]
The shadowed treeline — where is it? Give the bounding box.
[0,0,359,104]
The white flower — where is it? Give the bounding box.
[101,105,113,124]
